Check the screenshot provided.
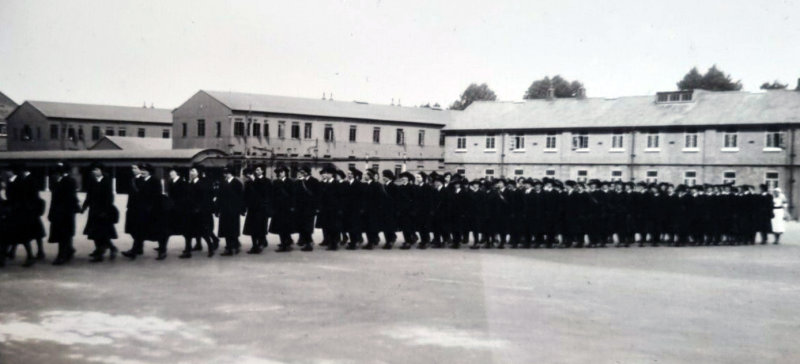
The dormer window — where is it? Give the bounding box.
[656,90,693,103]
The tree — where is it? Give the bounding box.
[450,83,497,110]
[677,65,742,91]
[760,80,788,90]
[523,75,584,99]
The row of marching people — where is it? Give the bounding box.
[0,161,787,267]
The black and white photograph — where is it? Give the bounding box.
[1,0,800,363]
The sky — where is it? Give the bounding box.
[1,0,799,109]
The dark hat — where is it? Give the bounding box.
[636,182,648,188]
[243,166,254,175]
[274,165,288,174]
[432,175,445,183]
[565,180,577,187]
[532,178,542,186]
[191,163,205,173]
[418,172,428,180]
[334,169,346,179]
[588,179,600,186]
[469,179,481,186]
[443,172,452,177]
[523,178,534,185]
[675,185,687,193]
[553,180,564,189]
[399,172,414,180]
[319,166,334,175]
[298,165,311,175]
[140,163,156,173]
[9,162,27,174]
[366,168,378,177]
[349,167,363,178]
[168,165,182,173]
[89,161,105,171]
[542,177,553,185]
[54,161,71,174]
[382,169,395,180]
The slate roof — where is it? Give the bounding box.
[0,149,222,160]
[203,90,452,126]
[23,101,172,124]
[89,136,172,150]
[446,90,800,131]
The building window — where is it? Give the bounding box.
[765,131,785,150]
[0,123,6,136]
[684,131,698,150]
[611,170,623,181]
[277,121,285,139]
[324,124,334,142]
[234,120,245,137]
[545,133,557,150]
[197,119,205,137]
[396,128,405,145]
[485,169,495,177]
[645,170,658,183]
[21,125,32,141]
[50,124,59,140]
[723,131,738,150]
[302,122,311,139]
[512,135,525,151]
[349,125,357,143]
[514,169,524,176]
[91,126,100,141]
[456,136,467,150]
[418,130,425,146]
[394,164,402,177]
[291,122,300,139]
[118,127,126,137]
[611,133,624,150]
[262,122,268,138]
[576,170,588,183]
[105,127,114,136]
[78,127,85,140]
[572,132,588,150]
[162,129,170,138]
[766,171,780,189]
[372,164,379,171]
[722,171,736,184]
[252,122,261,137]
[12,127,17,141]
[646,132,660,150]
[215,122,222,138]
[137,128,145,138]
[181,123,187,138]
[485,135,496,150]
[439,132,445,146]
[373,127,380,144]
[684,171,697,186]
[545,169,556,177]
[347,163,356,170]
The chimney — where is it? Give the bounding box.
[546,87,555,100]
[576,87,586,99]
[322,92,326,100]
[329,92,333,101]
[391,98,394,106]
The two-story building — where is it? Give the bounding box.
[173,90,451,176]
[444,89,800,212]
[0,91,18,151]
[5,100,172,151]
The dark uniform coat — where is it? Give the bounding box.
[82,175,118,240]
[186,177,214,237]
[48,174,80,242]
[269,177,295,234]
[217,177,244,238]
[166,177,189,236]
[243,177,270,236]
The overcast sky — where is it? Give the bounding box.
[1,0,799,109]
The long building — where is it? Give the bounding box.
[444,88,800,213]
[172,90,451,176]
[5,100,172,151]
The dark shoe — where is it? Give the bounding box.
[326,245,338,251]
[36,252,46,261]
[156,252,167,260]
[52,258,65,266]
[301,245,313,252]
[192,244,203,251]
[89,255,104,263]
[108,249,117,261]
[469,244,480,250]
[345,244,357,250]
[417,243,428,250]
[382,243,393,250]
[362,243,374,250]
[221,250,234,256]
[179,252,192,259]
[22,258,36,267]
[121,251,137,260]
[400,243,412,250]
[207,248,215,258]
[276,245,292,253]
[246,247,263,255]
[89,250,101,258]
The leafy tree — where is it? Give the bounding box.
[523,75,584,99]
[450,83,497,110]
[760,80,788,90]
[677,65,742,91]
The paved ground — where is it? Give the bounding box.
[1,192,800,363]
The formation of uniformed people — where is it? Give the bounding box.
[0,161,783,268]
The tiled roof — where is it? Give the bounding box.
[446,90,800,131]
[0,148,223,160]
[203,90,452,125]
[90,136,172,150]
[24,100,172,124]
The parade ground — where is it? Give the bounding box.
[1,193,799,364]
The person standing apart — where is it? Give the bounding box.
[771,187,788,244]
[48,162,81,265]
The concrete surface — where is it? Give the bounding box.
[1,192,800,364]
